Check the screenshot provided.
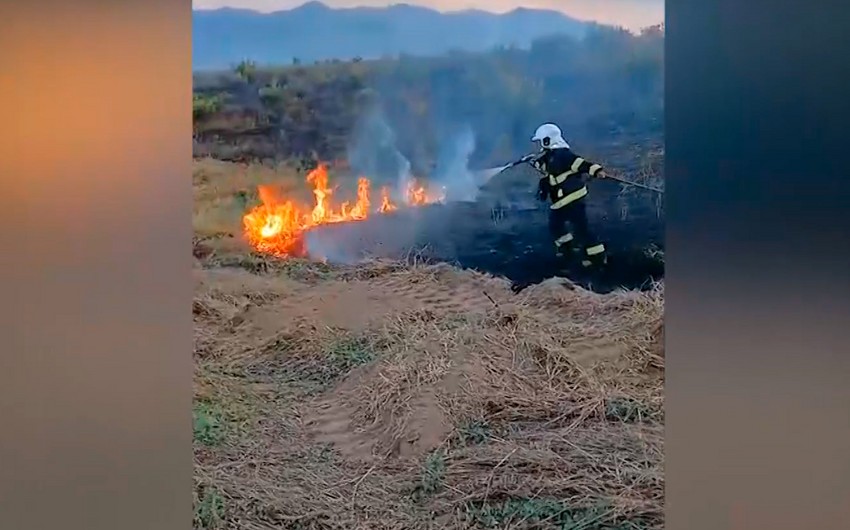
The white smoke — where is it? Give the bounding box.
[396,157,414,205]
[346,109,501,206]
[432,124,479,202]
[302,228,359,265]
[346,108,414,205]
[305,117,503,265]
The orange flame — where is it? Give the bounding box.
[242,164,442,257]
[406,180,446,206]
[378,186,397,213]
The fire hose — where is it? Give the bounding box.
[492,154,664,194]
[602,174,664,194]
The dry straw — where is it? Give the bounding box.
[194,257,664,529]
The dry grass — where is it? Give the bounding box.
[193,159,664,530]
[192,158,305,239]
[192,158,372,262]
[193,258,664,530]
[610,147,664,222]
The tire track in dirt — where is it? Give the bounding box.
[366,271,509,317]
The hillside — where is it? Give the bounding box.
[192,2,590,71]
[193,25,664,175]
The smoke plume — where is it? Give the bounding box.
[431,124,480,202]
[346,108,414,204]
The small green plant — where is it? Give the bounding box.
[457,419,491,445]
[193,93,225,120]
[416,449,446,497]
[193,402,226,446]
[234,59,257,83]
[194,488,225,529]
[464,498,615,529]
[232,189,250,211]
[275,334,378,393]
[304,443,337,463]
[605,397,654,423]
[326,336,376,374]
[259,79,286,107]
[276,258,335,282]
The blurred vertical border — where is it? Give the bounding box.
[0,1,192,529]
[666,0,850,528]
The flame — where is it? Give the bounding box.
[242,163,443,257]
[407,182,427,205]
[378,186,397,213]
[406,180,446,206]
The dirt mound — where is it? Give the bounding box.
[304,330,464,462]
[292,263,663,464]
[193,258,664,529]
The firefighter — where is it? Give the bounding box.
[528,123,608,274]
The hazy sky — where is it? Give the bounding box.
[192,0,664,31]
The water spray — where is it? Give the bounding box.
[477,154,664,194]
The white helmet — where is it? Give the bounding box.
[531,123,570,150]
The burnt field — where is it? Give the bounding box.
[304,176,664,294]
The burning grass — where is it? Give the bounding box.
[241,163,445,257]
[193,255,664,530]
[194,158,446,260]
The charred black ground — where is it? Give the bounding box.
[304,185,664,294]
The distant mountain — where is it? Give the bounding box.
[192,2,590,71]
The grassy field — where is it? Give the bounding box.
[193,160,665,530]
